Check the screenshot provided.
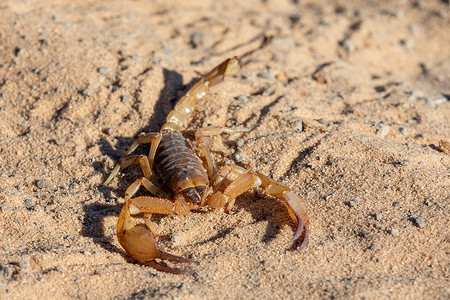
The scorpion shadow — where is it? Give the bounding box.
[82,68,184,254]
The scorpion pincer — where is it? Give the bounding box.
[104,57,309,274]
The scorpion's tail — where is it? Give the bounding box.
[161,57,241,132]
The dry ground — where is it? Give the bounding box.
[0,0,449,299]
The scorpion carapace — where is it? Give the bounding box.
[104,57,309,274]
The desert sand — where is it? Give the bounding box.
[0,0,449,299]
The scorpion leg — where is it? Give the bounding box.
[206,167,309,251]
[104,132,162,185]
[195,126,249,180]
[117,196,195,274]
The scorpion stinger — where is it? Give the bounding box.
[104,57,309,274]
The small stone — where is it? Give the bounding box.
[425,97,446,107]
[237,95,249,103]
[234,153,245,163]
[121,95,131,102]
[348,199,359,207]
[369,243,377,250]
[170,233,179,242]
[189,32,205,48]
[236,138,245,147]
[338,226,344,232]
[39,39,50,46]
[14,46,25,56]
[408,24,420,35]
[19,261,30,269]
[340,39,355,53]
[105,197,117,203]
[399,126,408,136]
[82,88,93,97]
[375,213,382,221]
[257,71,275,80]
[97,67,111,75]
[131,55,142,62]
[392,201,402,208]
[24,198,33,207]
[400,38,414,50]
[0,264,11,276]
[114,107,120,113]
[36,179,47,189]
[409,90,424,101]
[414,216,425,228]
[375,122,390,137]
[65,235,74,239]
[390,229,399,236]
[103,128,113,135]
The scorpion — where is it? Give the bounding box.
[104,57,309,274]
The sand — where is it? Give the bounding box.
[0,0,449,299]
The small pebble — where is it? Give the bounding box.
[375,122,390,137]
[425,97,447,108]
[97,67,111,75]
[408,90,424,101]
[340,39,355,53]
[19,261,30,269]
[236,138,245,147]
[369,243,377,250]
[390,229,399,236]
[103,128,113,135]
[170,233,179,242]
[39,39,50,46]
[24,198,33,207]
[82,88,93,97]
[237,95,249,103]
[121,95,131,102]
[399,126,408,136]
[392,201,402,208]
[131,55,142,62]
[257,71,275,80]
[234,153,245,163]
[375,212,382,221]
[105,197,117,203]
[414,216,425,228]
[189,32,205,48]
[0,264,11,276]
[14,46,25,56]
[348,199,359,207]
[36,179,47,189]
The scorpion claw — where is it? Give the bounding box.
[293,218,309,251]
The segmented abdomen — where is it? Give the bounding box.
[154,132,207,190]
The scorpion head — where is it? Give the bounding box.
[181,185,207,204]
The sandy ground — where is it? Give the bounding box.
[0,0,449,299]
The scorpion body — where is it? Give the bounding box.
[104,57,309,274]
[154,131,208,204]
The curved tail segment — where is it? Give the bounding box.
[161,57,242,132]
